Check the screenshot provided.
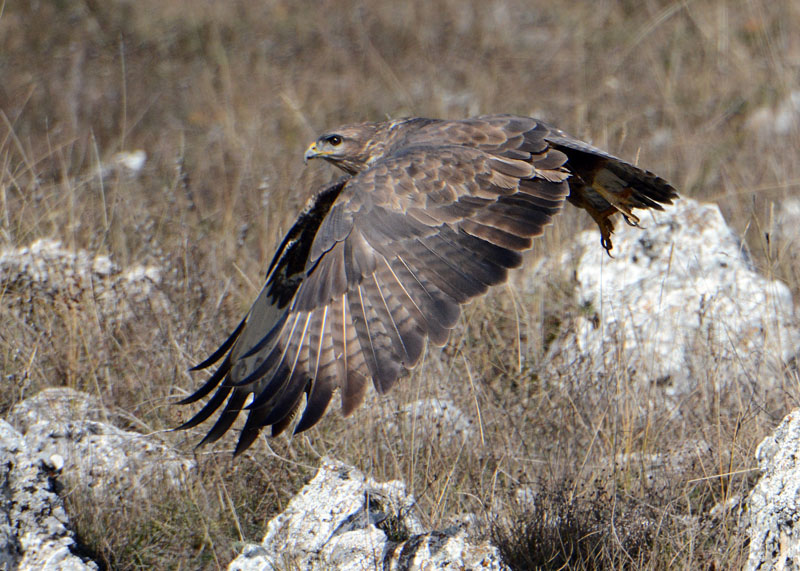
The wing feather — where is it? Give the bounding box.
[176,382,232,431]
[390,255,459,345]
[371,264,426,365]
[404,237,488,302]
[459,220,533,250]
[339,294,370,415]
[293,308,338,433]
[197,390,248,446]
[178,355,232,405]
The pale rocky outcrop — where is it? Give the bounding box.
[228,457,507,571]
[0,420,98,571]
[547,197,799,397]
[8,388,194,496]
[746,409,800,570]
[1,388,195,569]
[0,238,167,322]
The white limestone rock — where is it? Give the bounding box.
[8,388,194,497]
[746,409,800,570]
[228,457,507,571]
[0,238,168,323]
[548,198,799,396]
[0,420,99,571]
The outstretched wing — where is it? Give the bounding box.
[180,119,570,454]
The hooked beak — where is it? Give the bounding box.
[304,142,325,164]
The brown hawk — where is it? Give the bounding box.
[179,114,677,454]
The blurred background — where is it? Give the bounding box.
[2,1,799,568]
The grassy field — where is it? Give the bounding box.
[2,1,799,568]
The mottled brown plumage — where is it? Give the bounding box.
[180,114,677,454]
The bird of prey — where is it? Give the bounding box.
[179,114,677,454]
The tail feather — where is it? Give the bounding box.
[547,133,677,252]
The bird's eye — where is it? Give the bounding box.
[327,135,342,146]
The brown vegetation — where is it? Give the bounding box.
[2,1,799,568]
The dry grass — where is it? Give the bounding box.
[2,1,799,569]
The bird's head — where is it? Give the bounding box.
[304,122,384,175]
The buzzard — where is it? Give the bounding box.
[180,114,677,454]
